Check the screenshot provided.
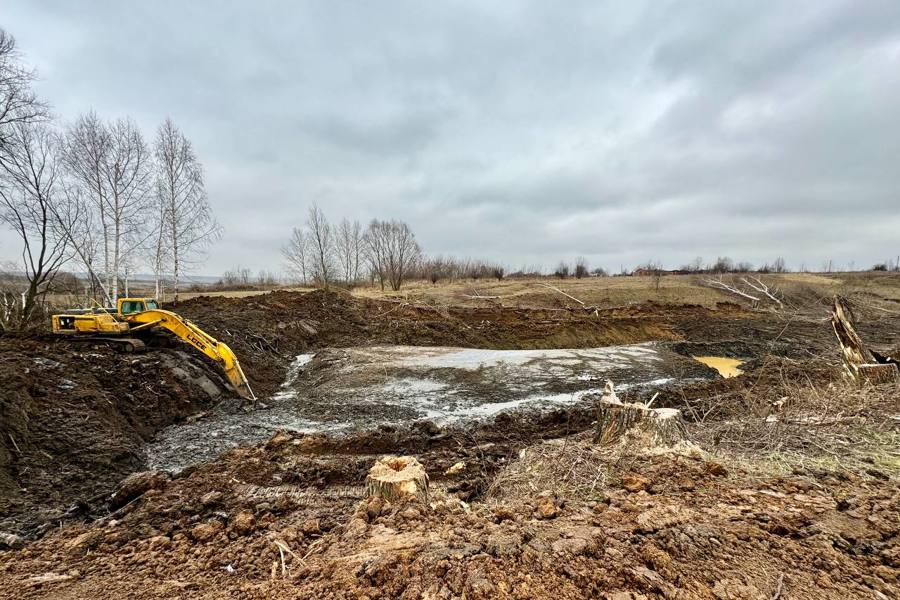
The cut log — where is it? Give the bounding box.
[366,455,429,502]
[594,399,686,446]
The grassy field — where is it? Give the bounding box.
[353,271,900,310]
[40,271,900,312]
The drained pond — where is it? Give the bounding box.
[145,342,719,472]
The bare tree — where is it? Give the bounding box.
[306,203,334,286]
[62,112,113,295]
[364,219,420,291]
[282,226,309,284]
[50,182,112,304]
[336,218,362,283]
[574,256,589,279]
[0,122,68,325]
[772,256,788,273]
[554,262,570,279]
[491,263,505,281]
[257,269,277,286]
[150,183,170,299]
[154,117,220,303]
[0,29,48,152]
[103,117,154,300]
[62,113,153,300]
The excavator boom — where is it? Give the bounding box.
[124,309,256,401]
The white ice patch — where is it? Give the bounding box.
[427,388,604,421]
[380,378,450,395]
[272,353,316,399]
[374,344,659,372]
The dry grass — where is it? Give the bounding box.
[486,429,704,503]
[354,275,738,310]
[691,373,899,473]
[37,271,900,312]
[487,360,899,503]
[354,272,900,312]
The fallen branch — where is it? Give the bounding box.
[538,283,586,306]
[7,434,21,455]
[742,276,783,307]
[463,290,500,300]
[703,278,760,302]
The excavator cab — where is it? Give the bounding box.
[117,298,160,315]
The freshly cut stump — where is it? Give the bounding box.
[594,400,685,446]
[366,455,429,502]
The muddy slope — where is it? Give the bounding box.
[0,336,233,535]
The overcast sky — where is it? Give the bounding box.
[3,1,900,276]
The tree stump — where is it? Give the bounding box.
[594,400,685,446]
[831,296,900,384]
[366,455,429,502]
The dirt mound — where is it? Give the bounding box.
[0,336,233,535]
[1,425,895,599]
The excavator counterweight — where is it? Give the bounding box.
[52,298,256,401]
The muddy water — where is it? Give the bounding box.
[693,356,744,378]
[145,343,717,472]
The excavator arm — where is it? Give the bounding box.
[125,309,256,400]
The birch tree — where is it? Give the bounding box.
[154,117,220,303]
[62,112,113,296]
[0,29,48,152]
[282,226,309,283]
[51,183,111,303]
[336,218,362,283]
[306,203,333,286]
[103,117,152,301]
[0,122,68,324]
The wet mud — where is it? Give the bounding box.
[146,343,718,473]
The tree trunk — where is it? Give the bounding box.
[831,296,900,383]
[21,279,39,324]
[171,197,180,305]
[365,456,429,502]
[112,216,120,302]
[594,400,685,446]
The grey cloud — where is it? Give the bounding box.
[2,0,899,275]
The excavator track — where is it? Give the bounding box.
[68,336,147,353]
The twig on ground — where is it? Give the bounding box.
[770,573,784,600]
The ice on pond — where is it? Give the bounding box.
[146,343,715,473]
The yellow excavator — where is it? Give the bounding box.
[51,298,255,400]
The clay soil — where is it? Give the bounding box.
[0,286,898,599]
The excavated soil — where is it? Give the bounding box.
[0,422,896,599]
[0,336,233,535]
[0,289,898,598]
